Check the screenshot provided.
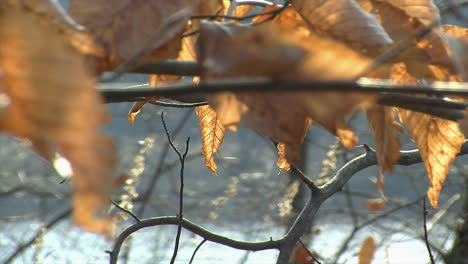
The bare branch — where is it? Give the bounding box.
[108,216,282,264]
[111,200,140,222]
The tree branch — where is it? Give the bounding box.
[108,216,283,264]
[108,141,468,264]
[275,142,468,264]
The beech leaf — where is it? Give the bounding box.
[69,0,197,70]
[197,8,381,166]
[398,109,464,208]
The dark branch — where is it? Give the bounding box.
[275,141,468,264]
[108,216,282,264]
[189,239,207,264]
[111,200,140,222]
[101,78,468,97]
[423,198,436,264]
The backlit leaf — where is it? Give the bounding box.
[392,64,465,208]
[197,8,381,166]
[398,110,464,208]
[196,105,226,174]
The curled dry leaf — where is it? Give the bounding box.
[195,105,226,174]
[359,236,377,264]
[0,7,115,235]
[69,0,197,71]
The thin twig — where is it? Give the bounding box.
[423,198,436,264]
[162,112,191,264]
[149,100,208,108]
[121,111,191,262]
[190,1,289,22]
[189,239,207,264]
[290,166,320,193]
[111,200,140,222]
[299,239,321,264]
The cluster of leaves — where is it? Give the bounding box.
[1,0,468,236]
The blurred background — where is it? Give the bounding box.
[0,1,467,263]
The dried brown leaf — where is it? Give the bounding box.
[4,0,106,57]
[276,118,312,170]
[365,198,386,211]
[197,17,378,166]
[69,0,197,70]
[292,0,393,55]
[0,7,115,235]
[196,105,226,173]
[359,236,377,264]
[366,105,401,172]
[398,109,464,208]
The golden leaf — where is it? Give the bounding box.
[359,236,377,264]
[195,105,226,173]
[0,6,115,235]
[391,63,465,208]
[398,109,464,208]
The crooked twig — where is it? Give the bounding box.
[423,198,436,264]
[161,113,191,264]
[189,239,207,264]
